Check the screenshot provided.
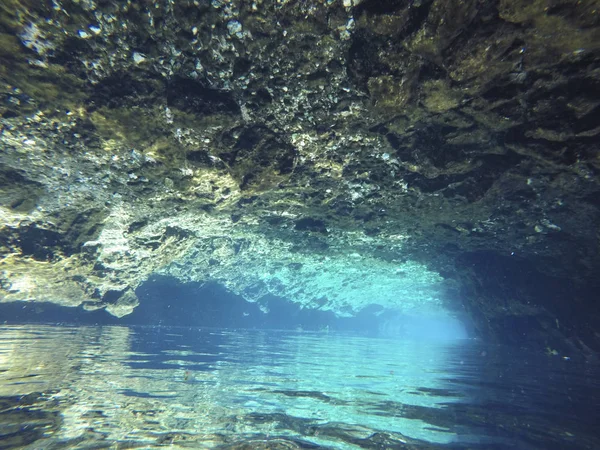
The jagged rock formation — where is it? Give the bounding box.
[1,0,599,353]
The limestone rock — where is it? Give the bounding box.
[0,0,598,353]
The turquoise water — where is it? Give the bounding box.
[0,325,599,449]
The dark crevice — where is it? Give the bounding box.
[354,0,411,15]
[18,225,64,262]
[89,72,165,108]
[406,151,525,201]
[166,76,240,115]
[295,218,328,234]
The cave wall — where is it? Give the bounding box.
[0,0,598,352]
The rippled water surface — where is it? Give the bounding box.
[0,324,599,449]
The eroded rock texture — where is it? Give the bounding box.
[0,0,599,353]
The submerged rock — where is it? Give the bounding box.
[0,0,599,353]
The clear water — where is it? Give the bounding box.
[0,325,598,449]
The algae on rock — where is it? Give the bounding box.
[0,0,599,353]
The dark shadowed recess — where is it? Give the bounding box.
[0,300,122,326]
[0,277,380,332]
[456,251,600,355]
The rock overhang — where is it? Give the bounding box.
[0,0,598,353]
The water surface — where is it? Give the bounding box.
[0,325,598,449]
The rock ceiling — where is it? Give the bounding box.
[0,0,599,353]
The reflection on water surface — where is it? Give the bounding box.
[0,325,599,449]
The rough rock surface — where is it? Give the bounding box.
[1,0,599,353]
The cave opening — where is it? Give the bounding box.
[0,274,471,342]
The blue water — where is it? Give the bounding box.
[0,325,598,449]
